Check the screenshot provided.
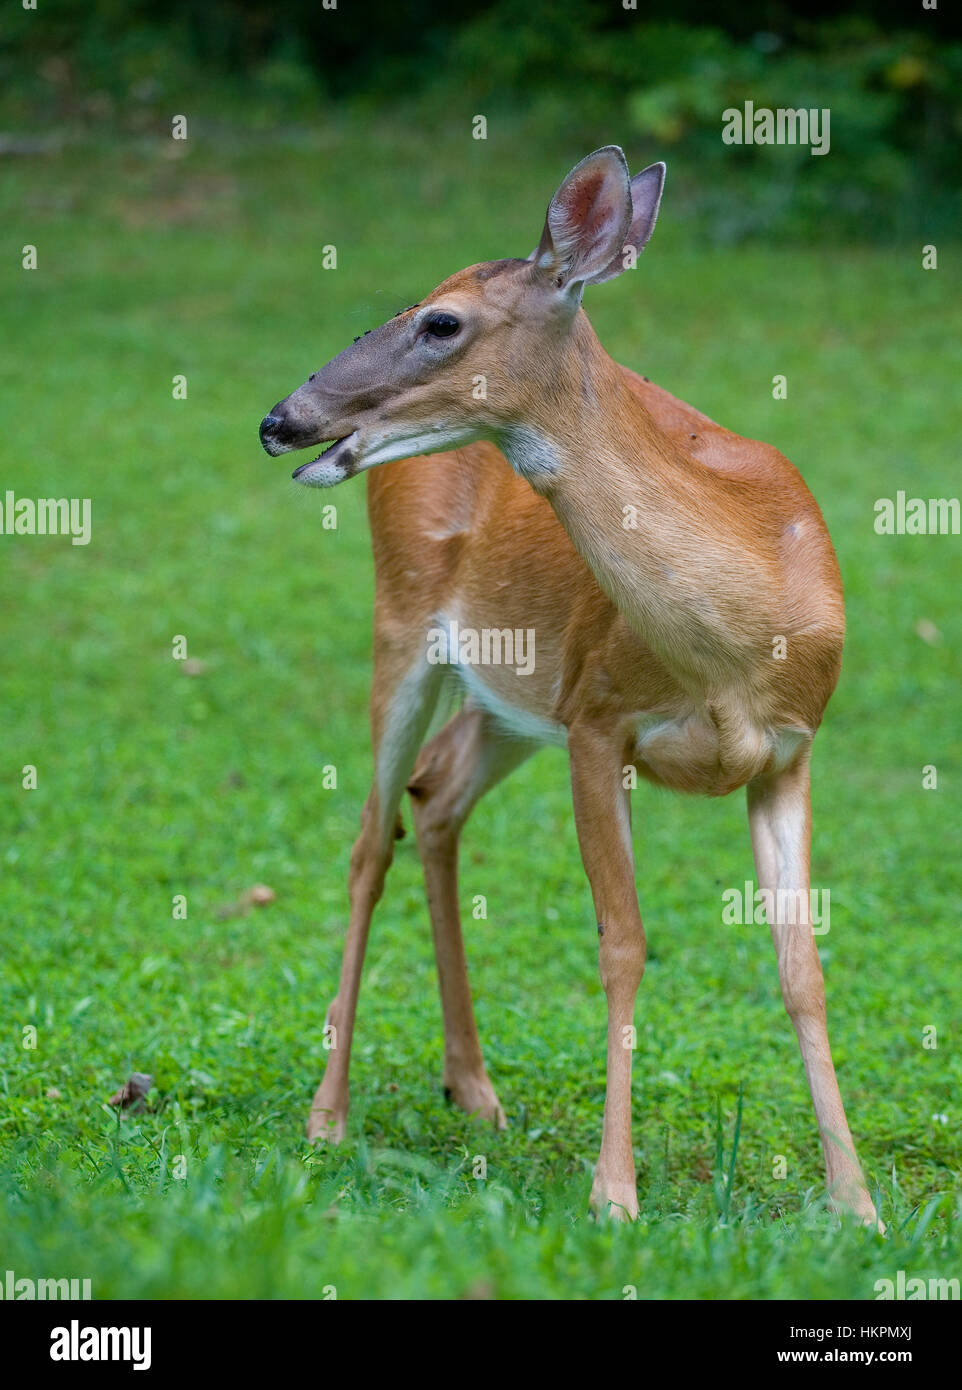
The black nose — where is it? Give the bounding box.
[260,414,283,443]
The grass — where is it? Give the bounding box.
[1,111,961,1299]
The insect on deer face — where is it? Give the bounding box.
[259,148,665,487]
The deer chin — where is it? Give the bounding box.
[291,433,359,487]
[292,423,485,486]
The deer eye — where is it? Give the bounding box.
[424,312,460,338]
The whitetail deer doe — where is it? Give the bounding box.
[260,147,879,1225]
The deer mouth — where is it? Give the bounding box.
[291,433,358,486]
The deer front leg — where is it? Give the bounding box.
[568,723,645,1221]
[747,752,881,1229]
[407,706,537,1127]
[307,787,394,1143]
[307,653,441,1143]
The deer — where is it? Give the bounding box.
[259,146,880,1227]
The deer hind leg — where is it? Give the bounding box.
[747,751,881,1228]
[407,705,538,1128]
[568,722,645,1221]
[306,648,442,1143]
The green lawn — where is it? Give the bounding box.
[1,115,960,1299]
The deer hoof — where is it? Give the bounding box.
[443,1073,507,1130]
[306,1103,347,1145]
[589,1179,639,1222]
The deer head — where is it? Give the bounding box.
[259,147,665,487]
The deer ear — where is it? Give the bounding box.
[586,162,666,285]
[532,146,633,290]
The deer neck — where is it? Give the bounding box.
[495,312,763,693]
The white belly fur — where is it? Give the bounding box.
[447,661,810,788]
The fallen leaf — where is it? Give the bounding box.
[459,1280,496,1300]
[108,1072,153,1110]
[215,883,276,919]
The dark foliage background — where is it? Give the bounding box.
[3,0,961,239]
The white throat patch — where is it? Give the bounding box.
[498,425,562,489]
